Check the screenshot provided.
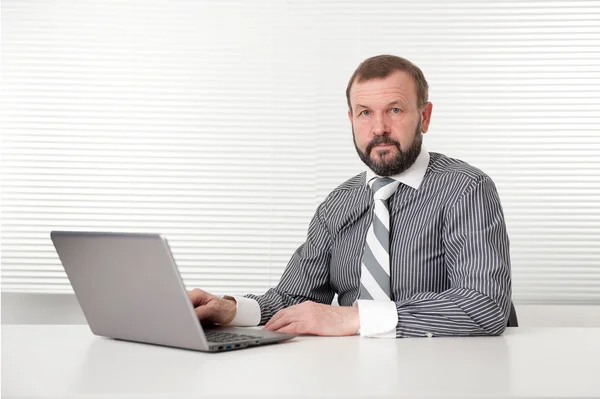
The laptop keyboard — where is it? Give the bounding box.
[204,330,260,343]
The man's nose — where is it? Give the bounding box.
[372,113,390,136]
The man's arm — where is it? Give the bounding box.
[392,176,511,337]
[188,202,344,328]
[245,201,336,325]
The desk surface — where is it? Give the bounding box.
[2,325,600,399]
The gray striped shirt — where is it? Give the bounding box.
[247,151,512,338]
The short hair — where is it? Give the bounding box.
[346,55,429,112]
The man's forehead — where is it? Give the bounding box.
[353,86,408,98]
[350,71,416,102]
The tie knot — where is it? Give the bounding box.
[370,177,400,200]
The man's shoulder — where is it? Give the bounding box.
[315,172,369,227]
[428,152,491,183]
[319,172,367,209]
[330,172,366,193]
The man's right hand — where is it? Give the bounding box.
[187,288,237,325]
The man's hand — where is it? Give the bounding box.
[187,288,236,325]
[264,301,360,336]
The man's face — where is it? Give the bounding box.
[348,70,433,176]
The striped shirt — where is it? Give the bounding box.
[246,150,512,338]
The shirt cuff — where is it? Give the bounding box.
[356,299,398,338]
[222,295,261,327]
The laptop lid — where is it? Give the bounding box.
[51,231,212,351]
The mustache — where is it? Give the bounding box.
[366,135,401,155]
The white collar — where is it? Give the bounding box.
[365,145,430,190]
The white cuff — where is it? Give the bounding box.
[222,296,261,327]
[356,300,398,338]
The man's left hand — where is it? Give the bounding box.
[263,301,360,336]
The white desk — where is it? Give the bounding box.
[2,325,600,398]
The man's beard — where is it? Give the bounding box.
[353,120,423,177]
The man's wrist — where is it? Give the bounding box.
[221,296,261,327]
[343,305,361,335]
[222,295,237,324]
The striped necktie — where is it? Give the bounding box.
[359,177,401,301]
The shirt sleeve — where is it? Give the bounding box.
[244,201,336,325]
[394,176,512,338]
[222,295,261,327]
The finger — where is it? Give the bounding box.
[194,302,224,324]
[264,309,287,329]
[264,312,294,331]
[188,288,212,307]
[275,322,309,335]
[266,302,305,327]
[194,304,214,321]
[187,288,202,306]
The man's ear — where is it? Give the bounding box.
[420,102,433,133]
[348,109,353,123]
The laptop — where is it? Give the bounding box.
[50,231,296,352]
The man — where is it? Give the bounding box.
[188,54,511,338]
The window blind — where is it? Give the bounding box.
[1,0,319,295]
[2,0,600,304]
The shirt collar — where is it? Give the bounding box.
[365,145,430,190]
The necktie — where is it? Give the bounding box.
[359,177,401,300]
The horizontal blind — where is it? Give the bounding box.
[3,0,600,304]
[1,0,319,295]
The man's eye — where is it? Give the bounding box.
[360,110,370,116]
[391,108,401,114]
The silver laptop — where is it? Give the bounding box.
[50,231,296,352]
